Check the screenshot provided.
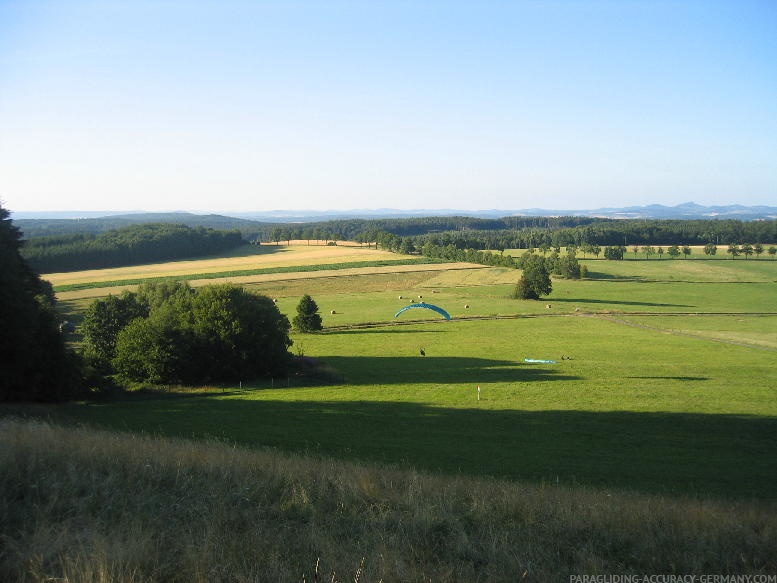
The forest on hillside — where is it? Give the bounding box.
[17,214,777,274]
[273,217,777,249]
[21,223,244,273]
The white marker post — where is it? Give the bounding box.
[477,385,481,401]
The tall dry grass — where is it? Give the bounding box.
[1,417,775,582]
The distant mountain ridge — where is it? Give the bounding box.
[224,202,777,221]
[11,202,777,231]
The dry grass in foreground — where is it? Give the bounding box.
[1,417,775,582]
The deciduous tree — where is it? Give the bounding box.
[512,254,552,300]
[81,291,148,367]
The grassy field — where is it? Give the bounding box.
[51,315,776,499]
[4,243,777,580]
[43,245,777,499]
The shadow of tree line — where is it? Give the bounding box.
[72,385,777,500]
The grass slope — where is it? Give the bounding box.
[2,418,775,582]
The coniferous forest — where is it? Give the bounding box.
[21,223,244,273]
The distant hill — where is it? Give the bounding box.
[13,203,777,239]
[515,202,777,221]
[232,202,777,222]
[15,212,269,239]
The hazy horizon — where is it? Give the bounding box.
[2,1,775,214]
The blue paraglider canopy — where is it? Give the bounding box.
[394,302,452,320]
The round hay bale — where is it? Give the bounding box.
[398,295,403,299]
[545,304,552,309]
[418,295,423,299]
[464,304,469,309]
[330,310,336,315]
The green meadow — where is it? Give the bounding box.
[50,252,777,500]
[5,248,777,580]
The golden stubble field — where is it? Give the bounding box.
[46,242,398,286]
[50,242,492,301]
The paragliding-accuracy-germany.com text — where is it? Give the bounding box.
[570,576,776,583]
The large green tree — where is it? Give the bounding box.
[513,254,552,300]
[81,291,148,368]
[113,309,184,385]
[186,285,292,381]
[0,204,82,401]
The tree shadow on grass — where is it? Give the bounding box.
[314,356,581,385]
[583,272,647,281]
[68,395,777,500]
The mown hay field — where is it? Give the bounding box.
[45,242,407,287]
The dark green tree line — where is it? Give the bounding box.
[0,204,82,401]
[22,223,244,273]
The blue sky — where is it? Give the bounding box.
[1,0,775,213]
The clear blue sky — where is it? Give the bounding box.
[1,0,775,213]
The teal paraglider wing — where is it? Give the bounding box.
[394,302,451,320]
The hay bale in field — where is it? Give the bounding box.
[330,310,336,315]
[398,295,403,299]
[546,304,552,309]
[464,304,469,309]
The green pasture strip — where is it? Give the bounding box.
[579,256,777,283]
[53,317,777,499]
[265,277,777,331]
[52,257,444,292]
[615,313,777,351]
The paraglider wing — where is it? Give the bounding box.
[394,302,451,320]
